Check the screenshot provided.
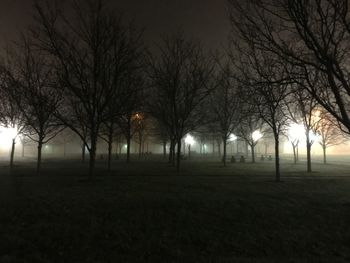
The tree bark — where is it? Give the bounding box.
[107,132,113,171]
[163,140,167,158]
[88,138,97,179]
[212,140,215,156]
[251,144,255,163]
[274,132,280,182]
[10,138,16,169]
[323,145,327,164]
[126,135,131,163]
[176,138,182,172]
[217,140,221,157]
[37,140,43,173]
[306,131,312,172]
[168,139,173,163]
[222,137,227,166]
[138,136,142,158]
[292,144,297,164]
[82,143,86,162]
[296,145,299,162]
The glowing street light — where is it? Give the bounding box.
[229,133,237,142]
[184,134,195,159]
[185,134,195,145]
[288,123,305,142]
[309,130,320,144]
[252,130,263,142]
[0,126,18,150]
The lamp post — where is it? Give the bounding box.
[184,134,195,159]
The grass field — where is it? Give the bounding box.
[1,156,350,262]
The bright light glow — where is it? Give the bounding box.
[0,126,18,150]
[288,123,305,142]
[45,145,49,149]
[229,133,237,142]
[309,131,320,143]
[204,144,207,148]
[184,134,195,146]
[124,144,127,148]
[252,130,263,142]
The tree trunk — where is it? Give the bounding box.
[246,141,249,158]
[274,133,280,182]
[292,144,297,164]
[296,145,299,161]
[88,135,97,179]
[306,131,312,173]
[171,142,176,166]
[188,144,191,159]
[169,138,176,165]
[107,133,113,171]
[212,140,215,156]
[37,140,43,173]
[251,144,255,163]
[222,137,227,166]
[138,136,142,158]
[217,140,221,157]
[168,139,173,163]
[22,142,25,157]
[168,140,173,163]
[176,138,182,172]
[163,141,167,158]
[126,135,131,163]
[10,138,16,169]
[82,143,86,162]
[323,145,327,164]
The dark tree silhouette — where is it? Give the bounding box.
[0,68,26,169]
[147,32,214,171]
[231,39,290,182]
[316,109,346,164]
[33,0,143,177]
[286,86,319,172]
[228,0,350,137]
[2,40,63,173]
[208,63,241,166]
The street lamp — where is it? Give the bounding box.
[252,130,263,142]
[184,134,195,159]
[0,126,18,150]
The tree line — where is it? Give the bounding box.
[0,0,348,181]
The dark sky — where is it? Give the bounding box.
[0,0,230,49]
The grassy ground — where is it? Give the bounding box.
[1,156,350,262]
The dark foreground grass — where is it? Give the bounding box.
[1,159,350,262]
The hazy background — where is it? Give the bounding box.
[0,0,230,49]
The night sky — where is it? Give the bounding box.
[0,0,230,49]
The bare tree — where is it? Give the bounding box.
[316,109,347,164]
[236,108,264,164]
[0,68,27,169]
[228,0,350,138]
[208,62,241,166]
[285,79,321,171]
[231,40,290,181]
[2,40,63,173]
[147,32,213,171]
[33,0,143,177]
